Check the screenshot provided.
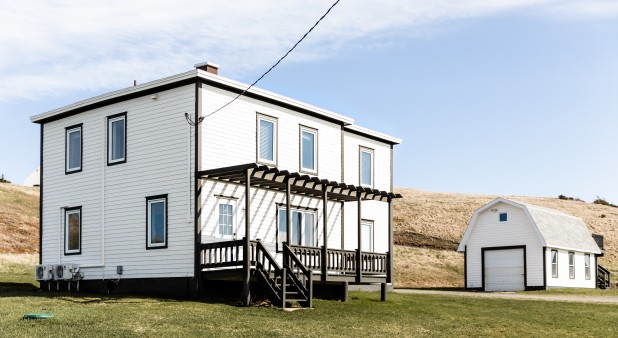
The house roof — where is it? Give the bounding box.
[30,68,401,145]
[457,197,602,254]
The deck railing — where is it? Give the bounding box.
[200,239,257,269]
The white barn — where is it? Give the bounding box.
[30,62,401,307]
[458,198,606,291]
[23,167,40,187]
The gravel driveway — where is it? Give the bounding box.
[394,289,618,304]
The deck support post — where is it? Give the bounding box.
[242,168,251,306]
[322,186,328,282]
[381,283,387,301]
[285,178,291,267]
[341,281,348,302]
[356,194,362,284]
[387,198,393,284]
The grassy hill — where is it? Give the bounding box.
[0,183,39,254]
[1,183,616,287]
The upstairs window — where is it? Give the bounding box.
[64,207,81,255]
[360,147,374,187]
[499,213,508,222]
[584,254,591,280]
[551,249,558,278]
[108,113,126,165]
[65,124,82,173]
[257,114,277,165]
[300,127,317,173]
[568,252,575,279]
[146,195,167,249]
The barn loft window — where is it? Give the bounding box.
[65,124,82,174]
[64,207,81,255]
[300,126,317,173]
[568,252,575,279]
[499,212,508,222]
[584,254,591,280]
[360,147,374,187]
[146,195,167,249]
[551,249,558,278]
[257,114,277,165]
[107,112,126,165]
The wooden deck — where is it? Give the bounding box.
[199,239,390,284]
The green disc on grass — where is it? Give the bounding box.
[22,313,54,319]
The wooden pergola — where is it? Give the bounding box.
[197,163,402,305]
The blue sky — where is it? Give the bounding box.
[1,0,618,203]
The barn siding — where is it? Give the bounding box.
[545,248,596,288]
[41,84,195,279]
[465,202,544,289]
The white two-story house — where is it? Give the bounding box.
[31,62,401,307]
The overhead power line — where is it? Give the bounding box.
[186,0,341,126]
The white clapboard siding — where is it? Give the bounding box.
[545,248,596,288]
[200,85,342,180]
[465,202,544,288]
[42,84,196,280]
[343,132,392,192]
[200,181,342,251]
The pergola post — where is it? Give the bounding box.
[285,178,291,267]
[242,168,251,306]
[387,197,393,284]
[356,193,362,284]
[322,186,328,282]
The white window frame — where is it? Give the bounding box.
[277,207,317,250]
[359,147,374,188]
[568,252,575,279]
[257,114,277,165]
[361,220,374,252]
[65,125,82,173]
[64,207,81,255]
[217,198,236,239]
[147,196,167,249]
[551,249,558,278]
[300,126,318,174]
[584,254,591,280]
[107,113,126,165]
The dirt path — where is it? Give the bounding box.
[394,289,618,304]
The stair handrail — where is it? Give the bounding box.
[283,242,313,307]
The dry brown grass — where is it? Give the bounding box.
[393,188,618,271]
[393,245,463,288]
[0,183,39,254]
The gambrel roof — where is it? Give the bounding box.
[457,197,602,254]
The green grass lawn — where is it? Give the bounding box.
[2,262,618,337]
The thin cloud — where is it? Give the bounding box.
[0,0,608,102]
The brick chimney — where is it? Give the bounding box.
[195,61,219,75]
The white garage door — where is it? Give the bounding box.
[484,248,525,291]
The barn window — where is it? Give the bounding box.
[65,124,82,174]
[551,249,558,278]
[146,195,167,249]
[107,112,126,165]
[499,213,508,222]
[64,207,81,255]
[584,254,590,280]
[257,114,277,165]
[568,252,575,279]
